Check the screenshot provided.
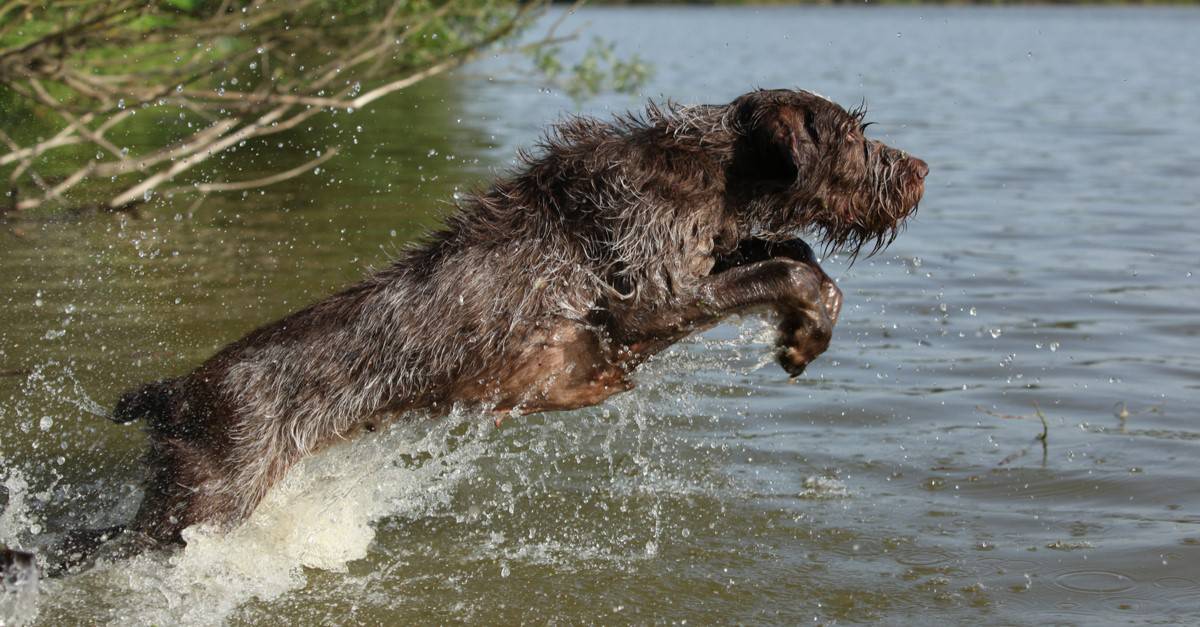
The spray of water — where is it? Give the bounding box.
[2,319,791,625]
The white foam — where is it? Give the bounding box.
[21,324,766,624]
[1,468,40,627]
[0,472,33,549]
[39,411,494,626]
[798,475,851,500]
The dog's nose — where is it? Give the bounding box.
[911,158,929,180]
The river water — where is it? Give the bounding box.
[2,6,1198,625]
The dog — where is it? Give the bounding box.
[40,88,925,572]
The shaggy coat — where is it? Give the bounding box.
[93,89,926,553]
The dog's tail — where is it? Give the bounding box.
[111,379,175,425]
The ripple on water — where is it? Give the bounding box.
[893,546,956,567]
[1053,570,1138,595]
[1153,576,1199,591]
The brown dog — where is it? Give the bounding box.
[49,88,925,570]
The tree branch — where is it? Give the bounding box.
[168,147,338,194]
[0,0,568,216]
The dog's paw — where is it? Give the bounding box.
[776,344,811,377]
[775,312,833,378]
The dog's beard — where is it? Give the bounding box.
[816,195,918,261]
[811,152,922,259]
[748,189,918,262]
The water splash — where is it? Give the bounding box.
[0,470,39,627]
[36,412,495,625]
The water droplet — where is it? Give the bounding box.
[117,99,126,109]
[39,416,53,431]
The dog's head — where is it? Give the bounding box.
[728,89,927,257]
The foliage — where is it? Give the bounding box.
[0,0,647,216]
[534,37,650,100]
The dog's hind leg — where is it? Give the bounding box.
[41,525,146,576]
[127,435,240,545]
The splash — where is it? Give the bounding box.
[798,476,851,500]
[0,472,34,550]
[37,412,495,625]
[0,552,40,627]
[21,321,769,624]
[1,469,40,627]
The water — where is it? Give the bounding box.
[2,6,1199,625]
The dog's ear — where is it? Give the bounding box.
[732,94,816,183]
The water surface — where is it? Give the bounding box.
[2,6,1199,625]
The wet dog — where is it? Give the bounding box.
[44,88,925,571]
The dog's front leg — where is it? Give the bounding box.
[612,257,837,376]
[712,238,842,324]
[697,259,836,375]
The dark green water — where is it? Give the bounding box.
[3,6,1199,625]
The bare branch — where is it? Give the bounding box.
[0,0,567,216]
[94,119,240,178]
[27,78,128,162]
[107,104,292,208]
[169,147,339,195]
[14,161,96,211]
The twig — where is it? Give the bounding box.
[978,403,1051,467]
[27,78,128,162]
[1032,401,1049,443]
[0,0,561,215]
[0,1,138,63]
[168,147,338,194]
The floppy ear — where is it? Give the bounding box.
[732,96,811,183]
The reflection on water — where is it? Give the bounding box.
[3,6,1200,625]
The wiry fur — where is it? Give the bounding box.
[96,89,926,553]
